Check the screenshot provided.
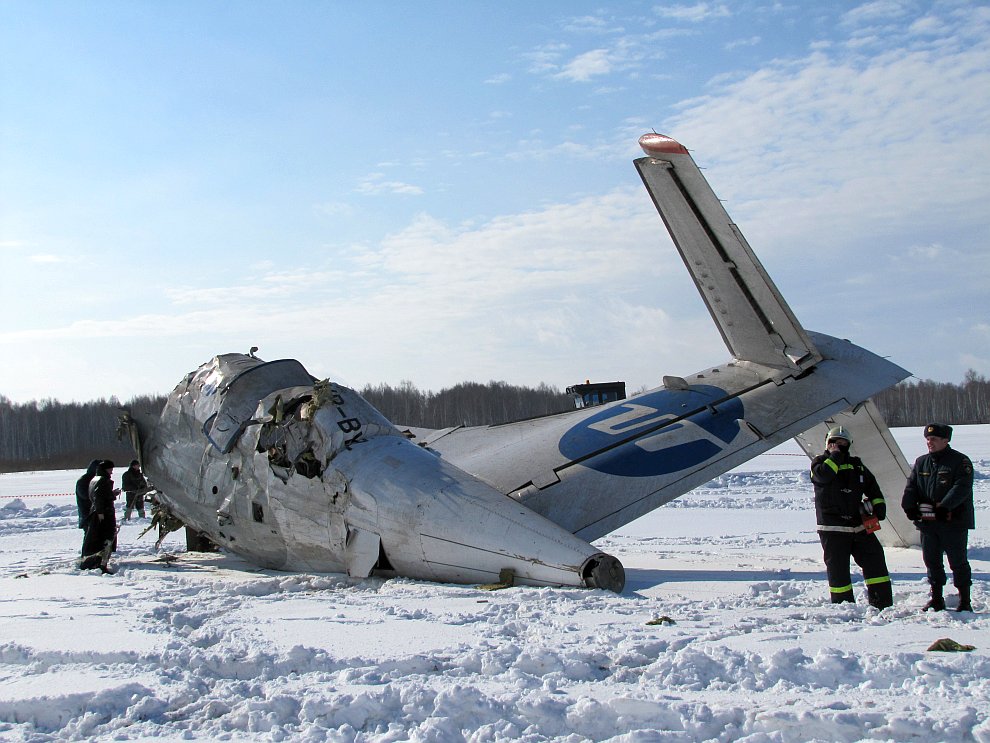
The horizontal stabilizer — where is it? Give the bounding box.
[793,400,918,547]
[636,134,821,371]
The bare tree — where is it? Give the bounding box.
[3,370,986,472]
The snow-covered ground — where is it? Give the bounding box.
[0,426,987,742]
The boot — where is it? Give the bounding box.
[866,583,894,610]
[830,588,855,604]
[956,586,972,612]
[923,585,945,612]
[124,508,132,521]
[867,580,893,610]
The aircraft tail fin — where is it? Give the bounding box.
[793,399,918,548]
[635,134,821,371]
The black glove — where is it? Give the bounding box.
[873,502,886,521]
[904,506,921,521]
[935,506,952,522]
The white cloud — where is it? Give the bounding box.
[562,15,612,33]
[649,5,990,384]
[484,73,511,85]
[653,3,731,23]
[903,243,945,261]
[0,184,715,395]
[664,21,990,237]
[725,35,761,51]
[592,85,627,95]
[841,0,910,28]
[555,49,613,81]
[524,43,570,75]
[522,14,671,86]
[357,190,662,291]
[355,173,424,196]
[28,254,64,264]
[908,15,944,36]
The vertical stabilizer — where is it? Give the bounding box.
[636,134,821,371]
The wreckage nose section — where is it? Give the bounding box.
[413,492,627,591]
[413,489,628,591]
[342,437,626,592]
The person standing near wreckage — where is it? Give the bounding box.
[902,423,975,612]
[80,460,120,571]
[74,459,101,558]
[75,460,101,533]
[810,426,893,609]
[122,459,147,520]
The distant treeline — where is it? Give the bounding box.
[0,395,167,473]
[360,380,573,429]
[872,369,990,427]
[2,370,987,473]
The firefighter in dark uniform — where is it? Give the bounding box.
[811,426,893,608]
[901,423,975,612]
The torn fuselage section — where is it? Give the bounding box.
[140,353,625,592]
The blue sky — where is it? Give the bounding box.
[1,1,988,403]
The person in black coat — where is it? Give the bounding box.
[902,423,975,612]
[80,460,120,571]
[810,426,892,609]
[74,459,101,534]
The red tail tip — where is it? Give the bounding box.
[638,133,688,156]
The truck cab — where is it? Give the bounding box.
[566,381,626,409]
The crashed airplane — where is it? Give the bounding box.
[124,134,915,593]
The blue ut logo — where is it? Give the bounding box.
[559,385,744,477]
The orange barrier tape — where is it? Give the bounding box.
[0,493,74,499]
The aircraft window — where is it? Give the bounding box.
[252,502,264,523]
[205,359,314,454]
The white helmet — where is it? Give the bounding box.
[826,425,852,444]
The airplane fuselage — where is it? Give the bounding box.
[139,354,626,591]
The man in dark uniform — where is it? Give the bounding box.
[122,459,148,520]
[902,423,975,612]
[80,460,121,571]
[811,426,893,609]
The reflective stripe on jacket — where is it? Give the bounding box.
[811,452,884,529]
